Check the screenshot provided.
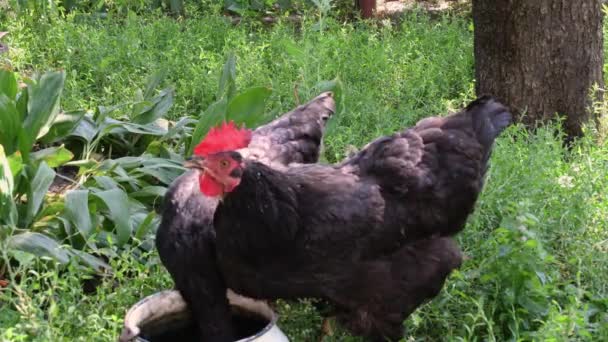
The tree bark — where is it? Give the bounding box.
[357,0,376,18]
[472,0,604,138]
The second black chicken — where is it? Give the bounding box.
[186,96,512,341]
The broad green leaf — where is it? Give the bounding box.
[162,116,197,142]
[0,145,17,226]
[0,145,14,193]
[110,165,139,189]
[27,71,66,139]
[101,120,167,136]
[132,88,174,125]
[69,249,111,273]
[225,86,272,128]
[93,176,119,190]
[30,145,74,168]
[134,89,144,102]
[115,125,165,142]
[64,190,93,238]
[65,159,98,171]
[8,232,70,264]
[7,152,23,180]
[106,156,143,169]
[40,110,87,144]
[187,98,228,156]
[0,69,18,99]
[69,114,98,143]
[15,86,27,121]
[162,145,184,162]
[37,200,65,217]
[9,250,35,266]
[145,140,164,157]
[93,189,131,246]
[141,157,184,170]
[218,53,237,100]
[134,167,181,185]
[20,71,66,161]
[96,104,122,123]
[25,161,55,226]
[0,94,19,154]
[130,186,167,199]
[128,197,148,213]
[133,211,158,240]
[143,70,167,100]
[55,215,73,236]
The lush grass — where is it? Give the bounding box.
[1,7,607,342]
[2,9,473,160]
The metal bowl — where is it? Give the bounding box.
[119,289,289,342]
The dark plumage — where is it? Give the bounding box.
[207,96,512,341]
[155,92,335,341]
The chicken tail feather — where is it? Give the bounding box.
[467,95,512,148]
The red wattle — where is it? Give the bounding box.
[199,174,223,196]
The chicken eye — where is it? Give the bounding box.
[219,159,230,169]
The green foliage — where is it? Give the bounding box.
[400,124,608,341]
[186,53,274,156]
[225,86,273,127]
[0,145,17,226]
[3,11,473,162]
[0,70,93,267]
[7,231,71,264]
[5,0,186,19]
[0,7,607,342]
[0,70,76,161]
[0,53,293,274]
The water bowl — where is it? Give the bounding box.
[118,289,289,342]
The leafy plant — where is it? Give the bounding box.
[0,59,287,274]
[0,145,17,227]
[0,70,82,162]
[62,72,178,160]
[472,202,558,336]
[311,0,333,33]
[0,69,98,268]
[6,0,186,19]
[186,53,273,156]
[0,143,108,272]
[224,0,295,16]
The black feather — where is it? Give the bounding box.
[213,96,512,341]
[155,93,336,340]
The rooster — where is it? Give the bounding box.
[186,96,512,341]
[155,92,335,341]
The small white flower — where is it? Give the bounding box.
[571,164,582,174]
[557,175,575,189]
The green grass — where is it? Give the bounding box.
[2,10,473,160]
[1,7,608,342]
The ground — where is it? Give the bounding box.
[0,4,607,342]
[376,0,470,18]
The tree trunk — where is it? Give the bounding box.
[357,0,376,19]
[472,0,604,138]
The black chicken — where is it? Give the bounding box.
[186,96,512,341]
[155,92,335,341]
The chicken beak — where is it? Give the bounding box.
[184,156,205,170]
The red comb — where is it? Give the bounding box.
[193,121,252,157]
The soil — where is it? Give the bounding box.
[48,166,79,195]
[376,0,470,18]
